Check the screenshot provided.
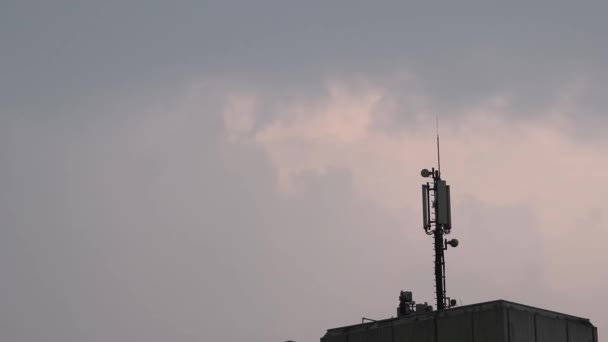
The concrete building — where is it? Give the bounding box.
[321,300,598,342]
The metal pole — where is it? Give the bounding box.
[433,171,445,310]
[434,229,445,310]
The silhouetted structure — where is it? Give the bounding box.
[421,127,458,311]
[319,143,598,341]
[421,167,457,311]
[321,300,598,342]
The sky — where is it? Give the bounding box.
[1,1,607,341]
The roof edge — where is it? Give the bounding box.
[324,299,592,334]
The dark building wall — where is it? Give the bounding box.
[321,300,597,342]
[392,316,435,342]
[505,303,596,342]
[507,307,535,342]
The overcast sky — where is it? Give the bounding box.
[1,1,607,341]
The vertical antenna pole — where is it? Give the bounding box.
[420,117,456,312]
[434,228,445,310]
[433,170,445,311]
[436,116,441,175]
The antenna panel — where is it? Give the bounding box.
[422,185,429,230]
[446,185,452,229]
[436,180,451,228]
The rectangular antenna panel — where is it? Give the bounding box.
[436,180,451,227]
[446,185,452,228]
[422,185,429,230]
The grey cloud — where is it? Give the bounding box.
[0,96,424,341]
[2,1,607,122]
[0,91,565,341]
[451,196,546,303]
[1,1,607,341]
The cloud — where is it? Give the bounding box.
[2,1,608,340]
[234,79,608,330]
[0,74,606,341]
[3,1,608,126]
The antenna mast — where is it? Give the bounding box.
[421,126,458,311]
[437,117,441,175]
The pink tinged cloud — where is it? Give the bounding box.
[223,79,608,303]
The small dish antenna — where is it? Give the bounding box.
[447,238,459,248]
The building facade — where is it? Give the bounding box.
[321,300,597,342]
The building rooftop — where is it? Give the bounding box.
[321,300,597,342]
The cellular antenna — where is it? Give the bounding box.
[420,122,458,311]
